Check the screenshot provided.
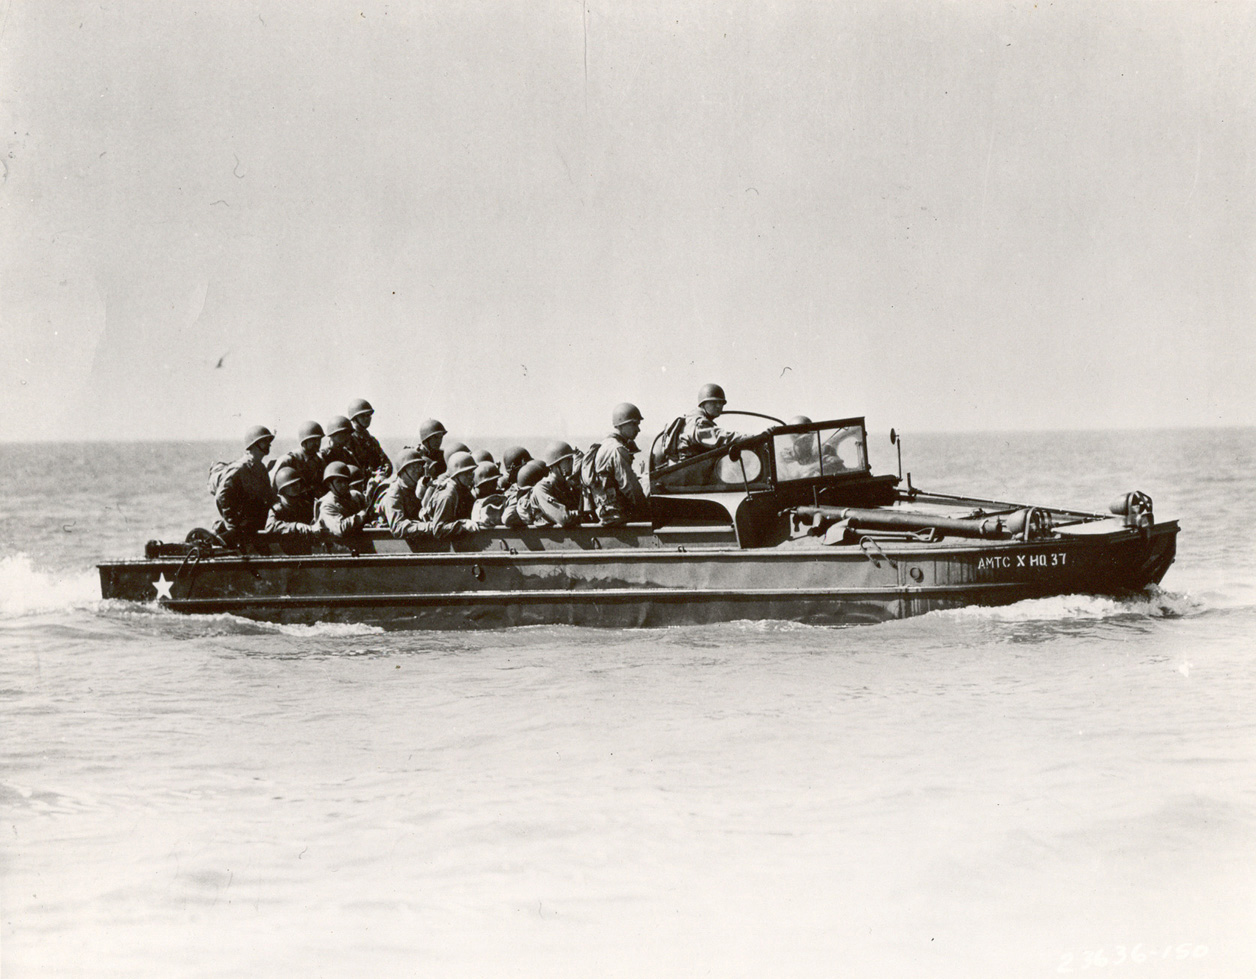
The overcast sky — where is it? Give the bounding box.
[2,1,1253,443]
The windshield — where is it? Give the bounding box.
[773,423,867,481]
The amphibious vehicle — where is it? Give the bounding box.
[98,416,1178,629]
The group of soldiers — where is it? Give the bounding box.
[209,384,747,552]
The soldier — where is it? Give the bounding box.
[321,416,361,469]
[347,398,392,479]
[213,425,279,551]
[589,403,649,525]
[775,415,818,480]
[442,441,470,469]
[499,445,532,490]
[529,441,582,527]
[469,462,507,529]
[379,449,468,543]
[316,461,369,541]
[265,467,322,553]
[472,448,495,465]
[345,465,374,519]
[659,383,740,466]
[502,459,546,528]
[423,450,477,524]
[274,420,326,512]
[409,418,448,481]
[513,459,556,526]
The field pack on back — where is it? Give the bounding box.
[207,461,231,497]
[578,442,601,490]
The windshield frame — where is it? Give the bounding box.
[649,415,871,494]
[769,416,870,485]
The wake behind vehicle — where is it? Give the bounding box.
[98,416,1178,628]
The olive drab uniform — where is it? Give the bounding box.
[514,485,546,526]
[320,441,361,472]
[470,493,507,529]
[265,496,320,554]
[350,428,392,479]
[274,447,324,509]
[378,475,462,543]
[214,454,277,548]
[499,483,528,527]
[315,486,368,540]
[422,478,473,525]
[268,492,315,527]
[400,445,445,482]
[529,471,582,527]
[591,433,648,525]
[664,409,737,465]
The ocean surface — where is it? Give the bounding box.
[2,429,1253,978]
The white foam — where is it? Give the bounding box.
[94,604,387,637]
[267,620,385,637]
[923,587,1201,624]
[0,554,100,617]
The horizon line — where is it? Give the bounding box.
[1,422,1253,446]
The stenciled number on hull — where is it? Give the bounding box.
[977,552,1069,572]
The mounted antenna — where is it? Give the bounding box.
[890,428,903,481]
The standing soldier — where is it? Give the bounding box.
[589,403,649,525]
[413,419,448,481]
[214,425,279,551]
[347,398,392,479]
[659,383,740,466]
[274,420,325,513]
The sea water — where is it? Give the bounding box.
[1,430,1253,978]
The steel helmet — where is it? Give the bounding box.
[245,425,275,449]
[446,450,477,478]
[323,461,352,484]
[543,440,576,466]
[442,442,470,466]
[612,402,643,426]
[517,459,549,489]
[472,448,495,464]
[419,418,446,443]
[346,465,364,485]
[787,415,813,426]
[396,448,426,474]
[274,467,302,493]
[697,383,726,406]
[473,461,501,490]
[297,420,325,443]
[326,415,353,437]
[502,445,531,472]
[347,398,373,419]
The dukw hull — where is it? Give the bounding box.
[98,520,1178,630]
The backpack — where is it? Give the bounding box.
[207,461,231,497]
[653,415,687,471]
[578,443,601,490]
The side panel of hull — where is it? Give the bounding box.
[98,523,1177,629]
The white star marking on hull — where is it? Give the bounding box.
[152,573,174,601]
